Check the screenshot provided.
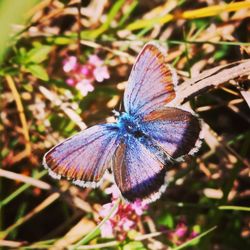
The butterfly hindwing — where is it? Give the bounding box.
[112,136,168,203]
[43,124,119,188]
[139,107,202,159]
[124,42,177,117]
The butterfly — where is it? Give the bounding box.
[43,42,202,204]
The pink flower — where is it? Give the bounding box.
[63,56,77,72]
[175,223,188,238]
[66,78,75,86]
[100,220,114,238]
[99,202,118,218]
[131,199,148,216]
[166,218,199,246]
[62,54,109,96]
[88,55,110,82]
[120,218,134,231]
[93,66,110,82]
[99,185,148,239]
[189,230,199,239]
[76,79,94,96]
[88,55,103,67]
[80,65,94,78]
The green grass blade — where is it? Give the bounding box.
[117,0,138,27]
[71,199,120,249]
[81,0,125,40]
[218,206,250,212]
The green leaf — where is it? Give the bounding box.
[26,64,49,81]
[157,213,174,228]
[51,36,73,45]
[213,44,229,61]
[26,45,51,63]
[0,0,37,63]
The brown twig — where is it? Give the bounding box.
[5,75,31,160]
[77,0,82,58]
[171,59,250,106]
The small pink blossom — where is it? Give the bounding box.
[189,230,199,239]
[66,78,75,86]
[93,66,110,82]
[99,202,118,218]
[99,185,148,239]
[175,223,188,238]
[100,220,113,238]
[80,64,94,77]
[63,56,77,72]
[131,199,148,216]
[62,54,109,96]
[121,218,134,231]
[76,79,94,96]
[166,218,200,246]
[88,55,103,67]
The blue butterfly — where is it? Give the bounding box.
[43,42,202,204]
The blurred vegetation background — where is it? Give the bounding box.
[0,0,250,249]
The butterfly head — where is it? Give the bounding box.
[117,112,143,138]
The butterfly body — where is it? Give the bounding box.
[44,42,202,203]
[117,112,144,138]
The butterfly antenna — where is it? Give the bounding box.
[119,100,122,112]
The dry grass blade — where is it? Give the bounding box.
[0,240,24,248]
[39,86,87,130]
[5,75,31,161]
[240,89,250,108]
[172,60,250,106]
[52,218,96,249]
[80,40,134,62]
[0,169,51,190]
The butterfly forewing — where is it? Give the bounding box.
[112,136,168,203]
[43,124,119,188]
[124,42,176,117]
[139,107,202,159]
